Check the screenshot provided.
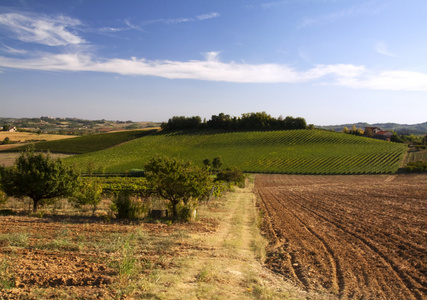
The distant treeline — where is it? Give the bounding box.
[161,112,308,131]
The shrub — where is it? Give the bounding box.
[216,167,246,187]
[0,190,7,206]
[72,180,103,216]
[111,192,145,219]
[405,161,427,172]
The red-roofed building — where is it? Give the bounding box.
[373,130,393,141]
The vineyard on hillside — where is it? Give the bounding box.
[64,129,407,175]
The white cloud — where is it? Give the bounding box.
[2,51,426,91]
[375,41,397,57]
[337,70,427,91]
[124,19,145,31]
[1,45,28,55]
[137,11,219,27]
[99,27,127,33]
[204,51,221,62]
[166,17,194,24]
[197,12,220,21]
[0,13,84,46]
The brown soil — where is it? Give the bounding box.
[0,215,218,299]
[255,174,427,299]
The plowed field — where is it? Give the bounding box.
[255,174,427,299]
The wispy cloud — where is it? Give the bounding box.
[336,70,427,91]
[1,51,426,91]
[298,1,385,29]
[165,17,194,24]
[197,12,220,21]
[137,11,220,27]
[1,45,28,55]
[124,19,145,31]
[375,41,397,57]
[99,26,127,33]
[261,1,288,9]
[0,12,84,46]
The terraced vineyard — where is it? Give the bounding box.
[65,129,407,174]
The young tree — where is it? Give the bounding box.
[72,180,103,216]
[144,156,212,220]
[212,156,223,170]
[0,149,79,212]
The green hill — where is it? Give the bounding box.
[64,129,407,174]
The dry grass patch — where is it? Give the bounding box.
[0,132,76,143]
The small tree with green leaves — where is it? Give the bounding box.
[72,180,103,216]
[1,137,10,145]
[144,156,212,221]
[0,148,79,212]
[202,158,211,169]
[215,166,246,187]
[212,156,223,170]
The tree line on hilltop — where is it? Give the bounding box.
[161,112,309,131]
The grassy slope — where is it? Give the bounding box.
[2,129,159,154]
[65,129,407,174]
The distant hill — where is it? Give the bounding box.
[317,122,427,135]
[0,117,161,135]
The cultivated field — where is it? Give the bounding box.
[0,132,76,143]
[0,132,76,153]
[0,181,317,299]
[3,129,159,154]
[255,174,427,299]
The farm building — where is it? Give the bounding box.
[1,126,17,132]
[372,130,393,141]
[364,126,383,134]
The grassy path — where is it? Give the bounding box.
[144,178,315,299]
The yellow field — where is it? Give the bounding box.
[0,132,76,143]
[0,132,77,155]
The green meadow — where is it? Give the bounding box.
[63,129,407,174]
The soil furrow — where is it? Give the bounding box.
[264,188,344,295]
[255,174,427,299]
[292,193,425,300]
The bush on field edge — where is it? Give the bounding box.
[405,161,427,172]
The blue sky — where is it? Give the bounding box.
[0,0,426,125]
